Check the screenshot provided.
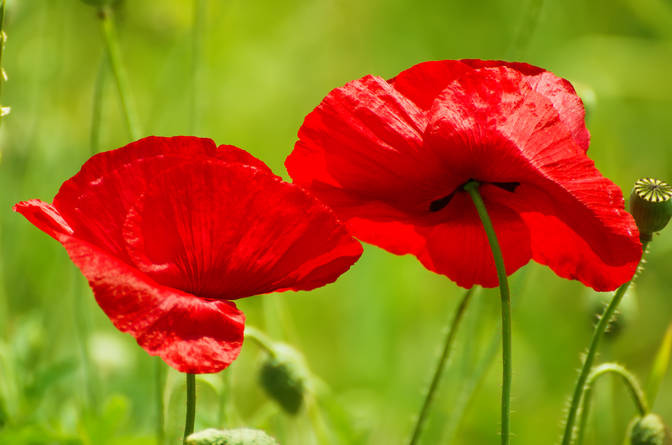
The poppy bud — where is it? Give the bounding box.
[629,178,672,242]
[259,343,309,415]
[628,413,672,445]
[586,286,637,339]
[186,428,279,445]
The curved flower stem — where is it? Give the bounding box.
[244,325,277,356]
[408,286,476,445]
[463,181,512,445]
[97,5,141,140]
[560,241,649,445]
[576,363,648,445]
[183,373,196,444]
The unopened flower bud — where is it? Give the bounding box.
[186,428,279,445]
[587,286,637,339]
[259,343,309,415]
[630,178,672,242]
[628,413,672,445]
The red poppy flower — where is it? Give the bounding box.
[15,136,362,373]
[286,60,641,291]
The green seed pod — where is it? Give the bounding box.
[628,414,672,445]
[629,178,672,242]
[259,343,309,415]
[186,428,279,445]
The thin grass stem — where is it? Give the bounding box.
[408,286,475,445]
[98,6,141,140]
[575,363,649,445]
[190,0,206,135]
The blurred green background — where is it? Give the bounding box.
[1,0,672,444]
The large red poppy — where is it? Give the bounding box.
[15,136,362,373]
[286,60,641,291]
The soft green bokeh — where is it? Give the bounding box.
[1,0,671,444]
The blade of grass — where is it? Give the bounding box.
[646,322,672,407]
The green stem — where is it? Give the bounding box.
[0,0,6,76]
[97,6,141,140]
[155,360,165,445]
[218,370,231,427]
[443,327,500,444]
[0,0,10,126]
[442,270,531,444]
[576,363,649,445]
[408,286,475,445]
[90,56,107,154]
[72,271,98,410]
[507,0,546,59]
[183,373,196,444]
[561,242,649,445]
[190,0,206,135]
[244,325,277,356]
[307,394,333,445]
[464,180,512,445]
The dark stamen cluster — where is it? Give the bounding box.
[429,181,520,212]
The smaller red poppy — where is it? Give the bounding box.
[286,60,641,291]
[15,136,362,373]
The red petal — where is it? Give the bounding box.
[425,66,640,289]
[461,60,590,151]
[13,200,74,242]
[216,144,274,175]
[424,65,578,184]
[53,137,271,261]
[389,59,590,150]
[290,62,638,290]
[295,184,531,288]
[506,178,640,292]
[287,75,453,214]
[62,235,245,373]
[123,161,362,299]
[387,60,471,110]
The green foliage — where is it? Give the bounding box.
[648,324,672,406]
[1,0,672,444]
